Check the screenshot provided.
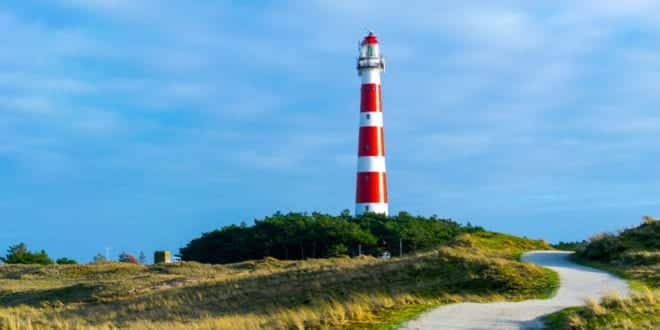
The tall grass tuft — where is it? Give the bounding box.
[584,298,607,317]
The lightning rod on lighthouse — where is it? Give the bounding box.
[355,32,388,216]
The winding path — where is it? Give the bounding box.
[401,251,630,330]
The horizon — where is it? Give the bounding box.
[1,1,659,263]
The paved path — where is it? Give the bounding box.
[400,251,630,330]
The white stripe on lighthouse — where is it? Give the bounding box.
[359,111,383,127]
[357,156,387,172]
[361,70,381,84]
[355,203,389,215]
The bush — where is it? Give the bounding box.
[620,216,660,250]
[119,252,139,264]
[577,216,659,262]
[579,233,623,261]
[552,240,587,251]
[56,257,78,265]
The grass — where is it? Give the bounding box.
[449,231,551,260]
[543,217,659,329]
[346,304,436,330]
[544,288,659,329]
[0,232,556,329]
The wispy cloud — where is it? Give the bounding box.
[0,1,658,259]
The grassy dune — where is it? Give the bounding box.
[544,217,659,329]
[0,232,556,329]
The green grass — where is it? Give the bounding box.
[449,231,551,259]
[346,304,437,330]
[0,232,557,330]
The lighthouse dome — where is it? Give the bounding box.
[361,32,379,45]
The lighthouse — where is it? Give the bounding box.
[355,32,388,216]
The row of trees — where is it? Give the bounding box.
[92,251,146,264]
[180,210,483,264]
[1,243,148,265]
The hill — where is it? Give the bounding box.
[0,232,556,330]
[575,216,659,287]
[179,211,479,264]
[545,217,660,329]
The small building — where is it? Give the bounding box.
[154,250,171,264]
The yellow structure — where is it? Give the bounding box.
[154,250,171,264]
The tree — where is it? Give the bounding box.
[180,211,466,264]
[327,243,349,257]
[139,251,147,264]
[118,252,138,264]
[56,257,77,265]
[1,243,52,265]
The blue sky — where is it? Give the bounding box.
[1,1,658,262]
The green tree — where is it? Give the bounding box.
[1,243,53,265]
[56,257,77,265]
[180,211,468,264]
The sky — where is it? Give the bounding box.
[1,1,659,263]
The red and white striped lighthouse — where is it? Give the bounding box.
[355,32,388,216]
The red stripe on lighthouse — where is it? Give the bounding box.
[360,84,382,112]
[355,172,388,203]
[358,126,385,156]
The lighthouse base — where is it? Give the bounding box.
[355,203,389,216]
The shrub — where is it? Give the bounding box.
[552,240,587,251]
[56,257,77,265]
[119,252,139,264]
[579,233,623,261]
[577,216,659,263]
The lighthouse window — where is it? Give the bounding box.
[365,144,370,151]
[364,175,369,181]
[367,45,374,57]
[366,114,371,119]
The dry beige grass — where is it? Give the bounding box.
[584,298,607,317]
[0,232,555,330]
[546,289,660,330]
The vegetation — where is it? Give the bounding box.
[118,253,139,264]
[552,241,587,251]
[180,211,483,263]
[0,243,52,265]
[544,216,660,329]
[545,291,659,330]
[0,231,555,329]
[55,258,77,265]
[574,216,659,287]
